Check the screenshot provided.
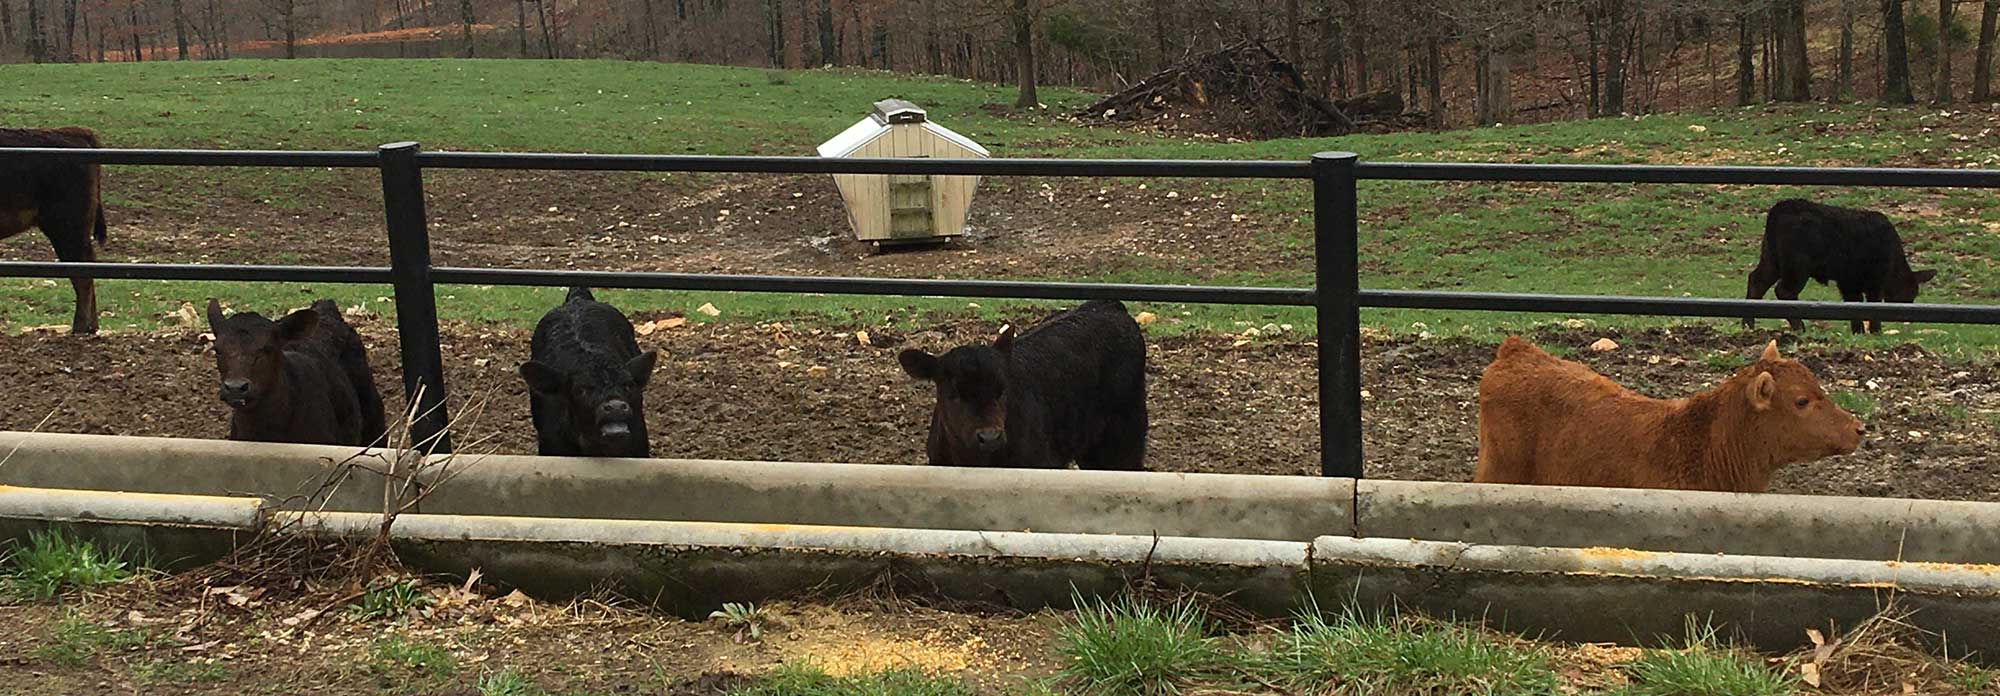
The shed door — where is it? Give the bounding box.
[887,156,934,239]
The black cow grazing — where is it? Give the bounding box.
[898,299,1148,470]
[519,287,660,458]
[0,127,109,334]
[206,299,387,447]
[1745,198,1937,334]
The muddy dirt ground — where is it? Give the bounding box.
[1,316,1995,502]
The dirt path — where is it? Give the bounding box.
[2,319,1994,501]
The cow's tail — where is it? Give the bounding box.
[566,286,596,303]
[92,204,107,245]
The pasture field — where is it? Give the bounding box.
[1,59,1998,499]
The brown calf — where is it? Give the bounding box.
[0,126,108,334]
[1474,337,1863,493]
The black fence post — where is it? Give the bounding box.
[379,142,453,454]
[1312,151,1363,479]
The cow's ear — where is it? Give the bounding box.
[1748,371,1777,411]
[519,361,565,395]
[626,350,659,387]
[205,299,226,329]
[994,324,1016,353]
[274,307,320,344]
[1912,269,1937,284]
[1759,340,1781,362]
[898,349,940,381]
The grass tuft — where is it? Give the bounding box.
[367,634,459,680]
[1622,620,1795,696]
[33,611,148,667]
[1,529,135,601]
[1055,593,1225,696]
[1261,605,1563,695]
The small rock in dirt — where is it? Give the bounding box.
[1588,338,1620,353]
[1261,323,1281,334]
[1134,312,1158,326]
[697,303,721,317]
[806,366,828,378]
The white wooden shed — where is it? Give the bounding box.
[816,99,989,244]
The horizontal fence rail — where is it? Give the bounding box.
[6,143,2000,478]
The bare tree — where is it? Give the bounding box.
[1773,0,1809,100]
[1839,0,1856,98]
[1737,0,1757,104]
[26,0,44,62]
[1936,0,1955,103]
[1,0,14,54]
[458,0,473,57]
[1011,0,1038,107]
[1883,0,1915,102]
[172,0,189,58]
[1977,0,1999,99]
[515,0,527,55]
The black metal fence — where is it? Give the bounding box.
[7,143,2000,478]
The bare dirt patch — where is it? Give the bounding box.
[28,169,1298,283]
[0,318,1994,501]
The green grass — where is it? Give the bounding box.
[1618,622,1796,696]
[1055,594,1225,696]
[367,634,459,681]
[4,59,1999,356]
[1,529,135,601]
[727,665,975,696]
[131,658,229,686]
[32,611,148,667]
[1261,606,1564,695]
[476,667,541,696]
[1831,390,1879,417]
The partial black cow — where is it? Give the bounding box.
[519,287,659,458]
[1745,198,1936,334]
[1,126,109,334]
[898,299,1148,470]
[206,299,387,447]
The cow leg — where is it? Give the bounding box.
[39,209,99,335]
[1743,264,1780,329]
[1772,275,1809,332]
[1864,288,1886,334]
[1840,286,1868,334]
[1079,411,1148,472]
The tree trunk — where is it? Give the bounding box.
[1,0,14,54]
[515,0,526,56]
[1605,0,1629,114]
[1976,0,1999,100]
[1585,5,1602,116]
[1284,0,1298,60]
[1737,2,1756,104]
[1839,0,1856,99]
[459,0,474,58]
[1937,0,1955,103]
[281,0,296,59]
[765,0,781,66]
[1317,0,1338,94]
[814,0,831,65]
[536,0,552,58]
[1346,0,1367,91]
[1773,0,1811,100]
[26,0,42,62]
[60,0,74,60]
[1011,0,1036,107]
[1476,39,1512,124]
[1151,0,1169,69]
[637,0,655,57]
[128,0,142,60]
[1883,0,1915,101]
[924,0,940,73]
[1425,31,1441,127]
[171,0,188,59]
